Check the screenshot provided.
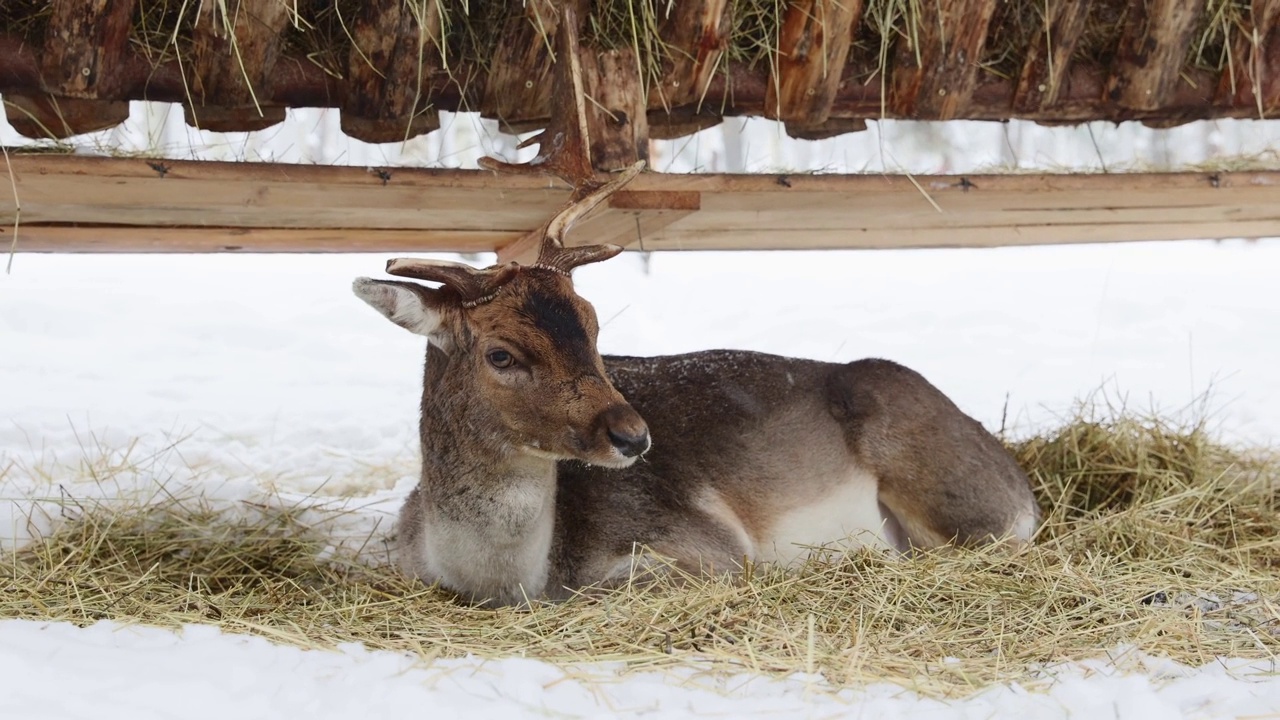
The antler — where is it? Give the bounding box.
[532,159,645,273]
[399,4,640,289]
[384,258,519,308]
[477,5,594,191]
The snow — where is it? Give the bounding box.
[2,620,1278,720]
[3,103,1280,717]
[4,243,1280,718]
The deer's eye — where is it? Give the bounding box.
[487,349,515,369]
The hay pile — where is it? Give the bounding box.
[2,404,1277,696]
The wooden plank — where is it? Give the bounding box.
[11,218,1275,255]
[1106,0,1210,111]
[2,156,1278,254]
[1013,0,1094,113]
[890,0,1000,119]
[571,191,701,248]
[5,226,515,254]
[636,220,1280,251]
[766,0,863,131]
[496,191,700,264]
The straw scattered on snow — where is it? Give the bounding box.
[2,400,1277,697]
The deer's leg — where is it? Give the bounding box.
[825,359,1040,550]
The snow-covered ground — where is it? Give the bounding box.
[3,103,1280,717]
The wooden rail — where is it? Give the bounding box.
[2,155,1277,253]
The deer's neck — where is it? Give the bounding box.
[412,346,558,602]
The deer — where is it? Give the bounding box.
[352,163,1040,607]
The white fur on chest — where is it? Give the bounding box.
[756,469,891,564]
[417,479,556,605]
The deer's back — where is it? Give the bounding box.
[548,349,1036,591]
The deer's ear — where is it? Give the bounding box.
[352,278,446,339]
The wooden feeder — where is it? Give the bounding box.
[1,0,1277,255]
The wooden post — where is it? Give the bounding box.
[766,0,863,134]
[1014,0,1094,113]
[890,0,1000,119]
[1105,0,1210,111]
[341,0,444,143]
[187,0,291,131]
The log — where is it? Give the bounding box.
[890,0,1001,119]
[1014,0,1095,113]
[341,0,444,143]
[766,0,863,132]
[649,0,733,111]
[580,47,650,171]
[2,95,129,139]
[190,0,291,118]
[479,0,564,132]
[40,0,138,99]
[1216,0,1280,114]
[1106,0,1210,111]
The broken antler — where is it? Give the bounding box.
[478,5,595,194]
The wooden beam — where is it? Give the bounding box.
[890,0,1001,119]
[766,0,863,132]
[2,156,1277,255]
[563,190,700,249]
[495,190,698,264]
[4,226,516,254]
[1106,0,1210,111]
[1014,0,1094,114]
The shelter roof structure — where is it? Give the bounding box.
[1,1,1277,254]
[2,0,1276,143]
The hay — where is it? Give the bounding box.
[3,402,1277,697]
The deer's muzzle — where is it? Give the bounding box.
[596,404,651,461]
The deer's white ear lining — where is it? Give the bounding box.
[352,278,443,337]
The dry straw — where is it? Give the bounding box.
[3,400,1277,697]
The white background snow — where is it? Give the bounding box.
[2,101,1279,718]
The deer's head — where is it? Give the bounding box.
[353,165,650,468]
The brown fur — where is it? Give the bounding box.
[354,264,1039,607]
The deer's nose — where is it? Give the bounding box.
[600,405,651,458]
[608,426,651,458]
